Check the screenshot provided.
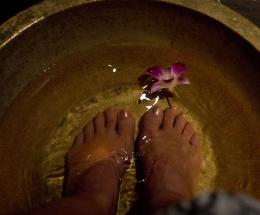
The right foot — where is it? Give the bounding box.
[136,106,202,212]
[66,108,135,213]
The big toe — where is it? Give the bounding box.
[139,106,163,133]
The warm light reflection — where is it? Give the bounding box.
[146,105,152,110]
[108,64,117,73]
[139,93,160,110]
[139,93,151,101]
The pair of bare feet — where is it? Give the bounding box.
[66,106,202,214]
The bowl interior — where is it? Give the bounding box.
[0,1,259,214]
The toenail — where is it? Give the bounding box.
[153,107,161,116]
[120,110,128,118]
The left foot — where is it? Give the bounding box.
[66,108,135,202]
[136,106,202,211]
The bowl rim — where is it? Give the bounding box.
[0,0,259,51]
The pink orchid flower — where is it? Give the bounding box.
[148,63,190,93]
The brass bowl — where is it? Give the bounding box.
[0,0,259,214]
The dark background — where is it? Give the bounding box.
[0,0,259,27]
[0,0,42,24]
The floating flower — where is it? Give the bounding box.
[149,63,190,93]
[138,63,190,107]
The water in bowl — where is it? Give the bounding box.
[1,45,257,214]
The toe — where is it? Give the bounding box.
[83,120,94,142]
[105,108,118,129]
[190,133,200,146]
[174,114,187,133]
[94,112,105,133]
[162,107,181,129]
[73,132,85,146]
[182,122,194,140]
[139,106,163,132]
[117,110,135,138]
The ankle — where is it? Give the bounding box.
[72,160,121,194]
[145,160,192,212]
[66,160,121,214]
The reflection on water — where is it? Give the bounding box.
[139,92,160,110]
[108,64,118,73]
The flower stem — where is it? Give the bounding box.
[165,96,172,108]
